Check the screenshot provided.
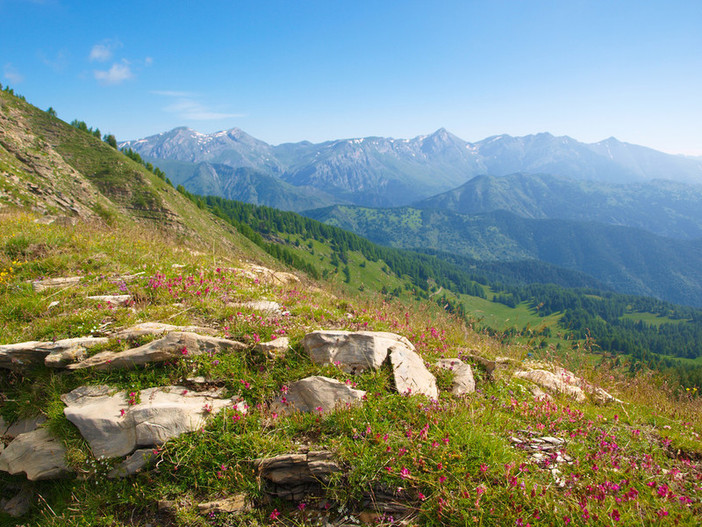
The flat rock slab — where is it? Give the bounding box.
[2,415,47,439]
[390,347,438,399]
[0,427,70,481]
[271,376,365,416]
[0,337,108,371]
[113,322,216,340]
[232,300,285,315]
[243,265,300,285]
[435,359,475,395]
[197,494,250,515]
[62,384,241,458]
[87,295,132,306]
[303,330,415,374]
[66,331,246,371]
[32,276,82,292]
[255,337,289,359]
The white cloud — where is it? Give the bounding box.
[89,39,122,62]
[3,63,24,84]
[144,57,153,66]
[154,91,241,121]
[38,49,69,72]
[94,61,133,85]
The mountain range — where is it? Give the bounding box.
[121,127,702,210]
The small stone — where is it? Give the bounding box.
[87,295,132,306]
[255,337,289,359]
[2,487,34,517]
[435,358,475,395]
[107,448,156,478]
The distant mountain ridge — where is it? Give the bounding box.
[121,128,702,209]
[305,205,702,307]
[415,173,702,239]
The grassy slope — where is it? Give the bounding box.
[0,89,700,526]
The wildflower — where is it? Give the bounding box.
[297,502,306,511]
[269,508,280,520]
[400,467,411,479]
[610,509,620,522]
[480,463,489,473]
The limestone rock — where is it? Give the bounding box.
[245,265,300,285]
[390,347,438,399]
[2,415,47,438]
[271,376,365,416]
[32,276,82,292]
[253,450,340,500]
[66,331,246,371]
[303,330,414,374]
[233,300,284,315]
[0,428,70,480]
[107,448,155,479]
[113,322,216,340]
[435,358,475,395]
[45,347,87,368]
[255,337,289,359]
[514,370,586,402]
[197,494,250,515]
[62,385,241,458]
[87,295,132,306]
[0,337,108,371]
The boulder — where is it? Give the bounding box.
[255,337,289,359]
[66,332,246,371]
[0,337,108,371]
[62,385,242,458]
[390,347,438,399]
[107,448,155,479]
[0,427,70,480]
[113,322,216,340]
[244,265,300,285]
[271,376,365,416]
[253,450,340,500]
[303,330,414,374]
[435,358,475,395]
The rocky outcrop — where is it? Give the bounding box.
[0,337,108,371]
[271,376,365,416]
[66,332,246,371]
[435,358,475,395]
[253,450,340,500]
[2,415,46,438]
[62,385,242,458]
[390,347,438,399]
[303,330,414,374]
[0,427,70,481]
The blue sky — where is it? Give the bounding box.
[1,0,701,154]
